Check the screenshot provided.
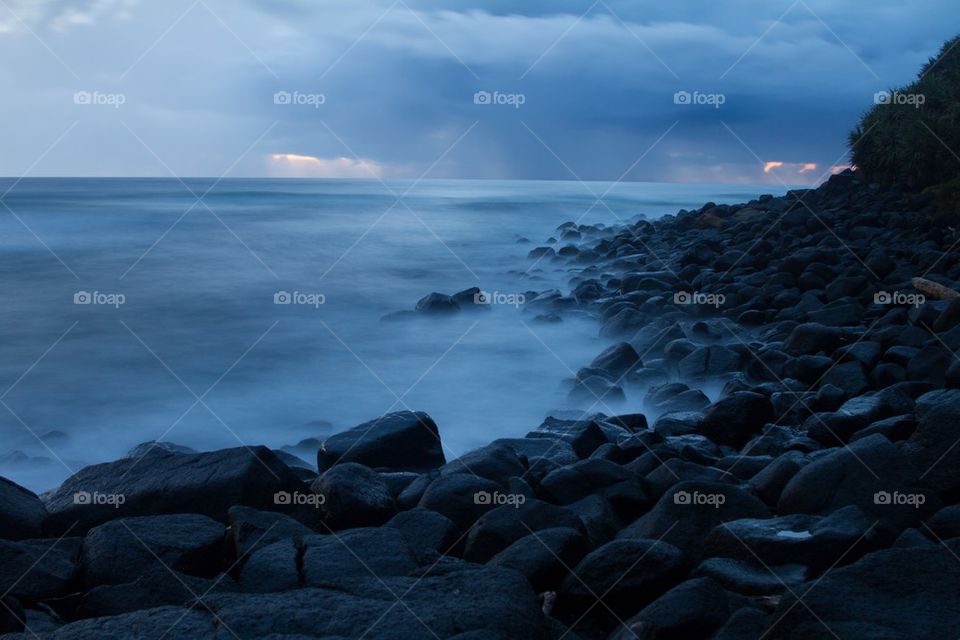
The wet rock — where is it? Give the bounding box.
[698,392,774,447]
[386,507,460,560]
[312,463,396,530]
[693,557,808,595]
[538,459,634,505]
[618,481,770,557]
[526,418,608,458]
[488,527,588,593]
[589,342,642,378]
[771,540,960,640]
[317,411,445,473]
[415,292,460,314]
[463,499,584,562]
[227,506,314,560]
[652,411,702,437]
[418,474,503,530]
[559,538,686,618]
[81,514,225,587]
[609,577,732,640]
[0,537,81,600]
[0,477,47,541]
[44,446,309,534]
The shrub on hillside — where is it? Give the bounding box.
[849,34,960,199]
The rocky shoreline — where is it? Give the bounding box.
[3,171,960,639]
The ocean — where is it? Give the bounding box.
[0,178,772,491]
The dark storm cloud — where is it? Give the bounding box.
[0,0,956,182]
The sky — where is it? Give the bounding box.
[0,0,956,184]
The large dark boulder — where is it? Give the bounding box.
[417,474,503,530]
[589,342,642,378]
[311,462,396,529]
[489,527,588,593]
[0,537,81,600]
[463,499,584,562]
[559,538,686,618]
[226,506,314,560]
[609,577,733,640]
[782,323,853,357]
[318,411,445,473]
[43,446,309,534]
[538,459,634,505]
[81,514,225,587]
[703,506,880,572]
[770,541,960,639]
[0,477,47,541]
[698,392,774,447]
[2,564,552,639]
[386,508,460,560]
[779,434,937,526]
[903,393,960,499]
[618,481,770,557]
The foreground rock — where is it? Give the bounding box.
[43,446,309,533]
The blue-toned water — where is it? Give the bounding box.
[0,178,770,491]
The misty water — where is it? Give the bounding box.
[0,178,770,491]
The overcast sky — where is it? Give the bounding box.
[0,0,955,184]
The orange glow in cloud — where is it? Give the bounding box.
[799,163,817,173]
[830,164,852,174]
[269,154,383,178]
[763,161,784,174]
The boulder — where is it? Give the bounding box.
[418,474,503,530]
[43,446,309,534]
[559,538,686,618]
[0,537,81,600]
[693,557,808,595]
[312,463,395,530]
[415,292,460,314]
[0,477,47,540]
[609,577,732,640]
[317,411,445,473]
[618,481,769,557]
[488,527,588,593]
[698,392,774,447]
[903,393,960,498]
[81,514,225,587]
[589,342,642,378]
[386,508,460,560]
[771,540,960,639]
[463,499,584,562]
[227,506,314,560]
